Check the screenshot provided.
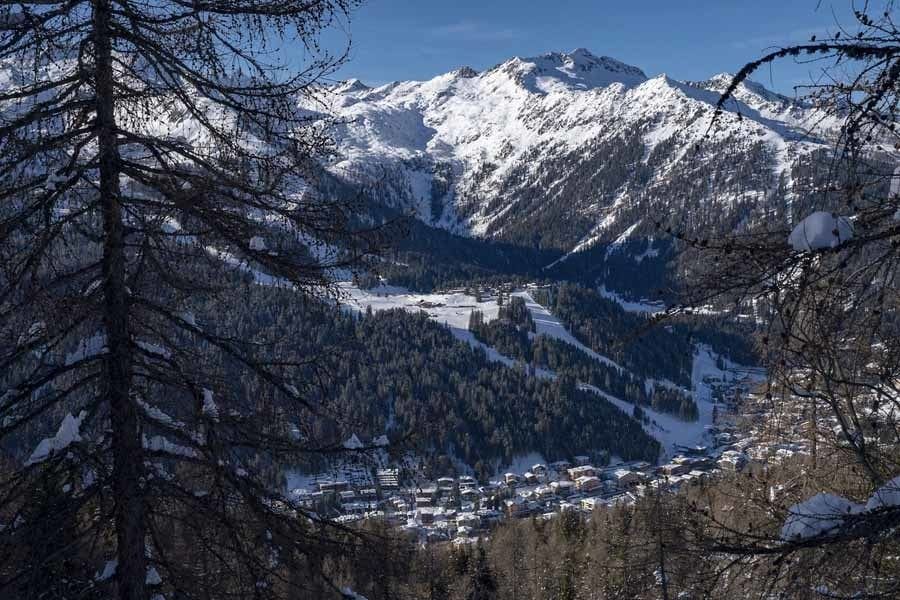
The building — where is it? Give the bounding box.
[612,469,642,488]
[575,475,602,493]
[568,465,596,480]
[377,469,399,489]
[581,497,602,511]
[436,477,455,490]
[459,475,477,488]
[319,481,349,493]
[550,480,575,497]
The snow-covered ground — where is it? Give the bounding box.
[338,283,525,369]
[597,285,665,314]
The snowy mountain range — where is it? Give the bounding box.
[308,48,839,254]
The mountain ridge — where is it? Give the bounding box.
[311,49,840,253]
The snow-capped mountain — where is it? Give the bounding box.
[309,49,840,253]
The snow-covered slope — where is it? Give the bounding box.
[307,49,836,252]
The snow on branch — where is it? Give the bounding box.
[781,479,900,542]
[788,212,854,252]
[26,411,86,465]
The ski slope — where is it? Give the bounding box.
[338,283,762,459]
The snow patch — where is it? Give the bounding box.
[27,411,86,465]
[343,433,364,450]
[201,388,219,420]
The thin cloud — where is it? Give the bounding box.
[429,20,523,42]
[731,26,832,50]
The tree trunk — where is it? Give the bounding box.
[93,1,147,598]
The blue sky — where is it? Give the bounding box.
[317,0,858,94]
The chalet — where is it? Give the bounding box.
[460,488,479,502]
[504,498,527,517]
[575,476,602,493]
[421,508,444,525]
[534,485,555,500]
[531,463,548,477]
[550,480,575,497]
[718,451,748,472]
[661,462,692,476]
[504,472,521,485]
[415,495,434,507]
[523,471,539,484]
[613,469,642,488]
[568,465,596,480]
[477,508,502,525]
[688,470,709,483]
[415,485,438,507]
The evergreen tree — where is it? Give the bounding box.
[465,543,497,600]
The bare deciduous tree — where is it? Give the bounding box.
[676,2,900,597]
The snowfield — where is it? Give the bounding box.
[340,283,542,370]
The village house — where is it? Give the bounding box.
[534,485,555,500]
[550,480,575,497]
[458,475,477,488]
[575,475,602,493]
[504,472,521,485]
[457,513,481,529]
[612,469,642,488]
[568,465,596,480]
[460,488,479,502]
[504,497,527,517]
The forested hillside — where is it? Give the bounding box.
[202,284,660,477]
[468,296,700,421]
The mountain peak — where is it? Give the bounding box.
[335,78,370,93]
[691,73,791,106]
[492,49,647,92]
[454,66,479,79]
